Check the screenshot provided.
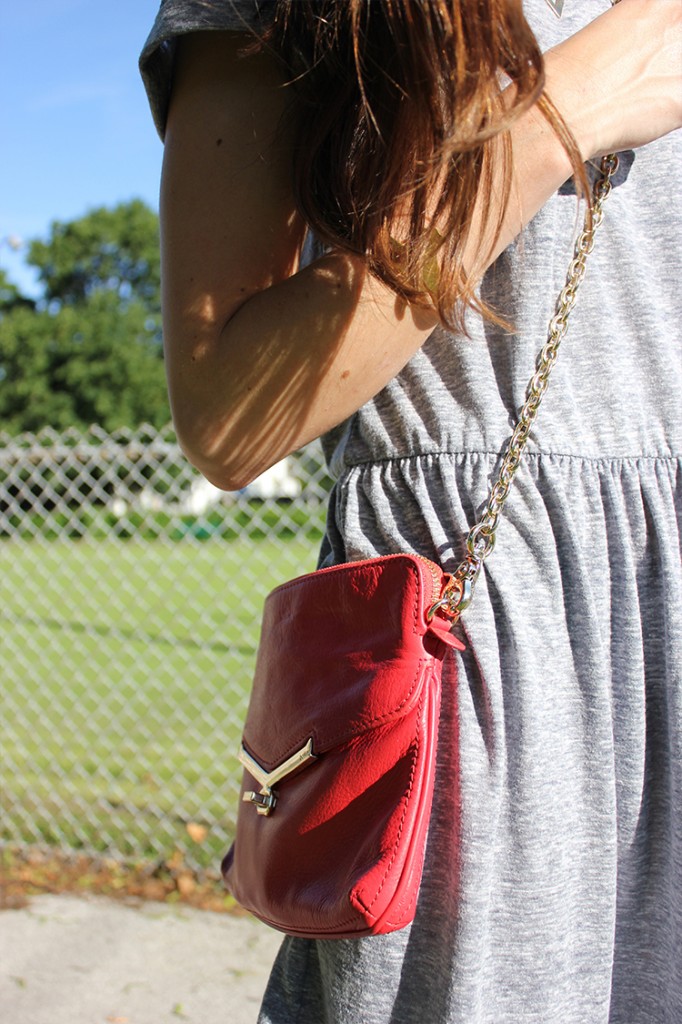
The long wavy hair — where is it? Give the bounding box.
[259,0,583,331]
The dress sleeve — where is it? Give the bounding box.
[139,0,275,140]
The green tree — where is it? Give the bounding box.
[0,201,169,435]
[28,199,161,311]
[0,268,34,314]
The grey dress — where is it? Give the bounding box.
[140,2,682,1021]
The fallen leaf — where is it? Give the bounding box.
[186,822,208,843]
[166,849,184,871]
[176,873,196,897]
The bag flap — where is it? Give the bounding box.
[242,555,446,768]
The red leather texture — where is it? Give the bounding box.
[222,554,464,939]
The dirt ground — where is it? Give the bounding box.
[0,845,241,913]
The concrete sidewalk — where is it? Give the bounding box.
[0,892,282,1024]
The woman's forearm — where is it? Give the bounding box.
[473,0,682,272]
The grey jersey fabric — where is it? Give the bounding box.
[140,2,682,1022]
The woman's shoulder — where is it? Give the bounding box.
[140,0,275,139]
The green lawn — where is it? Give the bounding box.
[0,536,319,871]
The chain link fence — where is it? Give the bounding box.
[0,423,333,877]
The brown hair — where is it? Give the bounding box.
[261,0,583,332]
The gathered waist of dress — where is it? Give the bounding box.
[331,446,682,476]
[320,445,680,573]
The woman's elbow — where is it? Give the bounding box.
[171,403,270,493]
[188,456,256,494]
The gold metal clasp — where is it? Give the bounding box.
[427,573,476,623]
[243,789,278,815]
[239,738,317,817]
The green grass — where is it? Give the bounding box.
[0,536,319,871]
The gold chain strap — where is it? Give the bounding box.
[429,152,620,623]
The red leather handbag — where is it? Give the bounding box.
[222,554,463,938]
[222,155,617,940]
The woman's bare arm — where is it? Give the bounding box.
[161,0,681,489]
[161,32,440,489]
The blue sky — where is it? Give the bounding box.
[0,0,164,297]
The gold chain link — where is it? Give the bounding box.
[431,153,619,622]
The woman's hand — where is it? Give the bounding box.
[544,0,682,159]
